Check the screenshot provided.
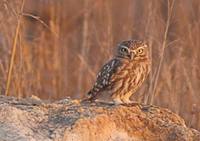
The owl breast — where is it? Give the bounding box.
[110,59,151,99]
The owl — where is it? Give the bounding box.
[86,40,151,104]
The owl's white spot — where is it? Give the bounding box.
[104,65,110,70]
[111,60,115,67]
[98,84,103,88]
[102,79,107,85]
[94,87,99,91]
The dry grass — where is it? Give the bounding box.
[5,0,25,96]
[0,0,199,130]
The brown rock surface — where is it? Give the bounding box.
[0,95,199,141]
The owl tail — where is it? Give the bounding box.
[82,91,95,102]
[81,90,96,103]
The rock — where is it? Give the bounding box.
[0,95,199,141]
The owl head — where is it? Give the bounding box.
[116,40,149,60]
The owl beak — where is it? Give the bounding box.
[130,51,136,60]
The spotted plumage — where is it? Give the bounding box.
[86,40,151,104]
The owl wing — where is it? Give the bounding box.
[87,58,121,100]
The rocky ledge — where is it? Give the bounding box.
[0,95,199,141]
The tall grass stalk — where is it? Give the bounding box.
[147,0,175,104]
[5,0,25,96]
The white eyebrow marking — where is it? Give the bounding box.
[120,45,128,48]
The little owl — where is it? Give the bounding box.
[86,40,151,104]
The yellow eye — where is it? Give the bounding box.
[138,48,144,54]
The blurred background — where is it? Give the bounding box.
[0,0,199,130]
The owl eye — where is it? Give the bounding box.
[137,48,144,54]
[120,47,128,53]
